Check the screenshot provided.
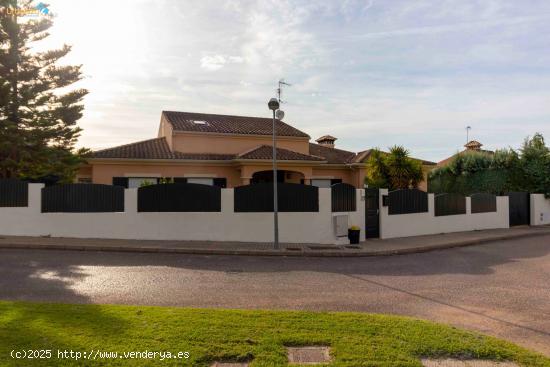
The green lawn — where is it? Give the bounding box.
[0,301,548,367]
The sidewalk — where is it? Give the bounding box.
[1,226,549,257]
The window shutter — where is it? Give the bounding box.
[331,179,343,185]
[112,177,128,188]
[213,178,227,188]
[173,177,187,184]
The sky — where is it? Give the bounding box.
[38,0,550,162]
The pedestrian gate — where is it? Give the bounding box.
[507,192,530,226]
[365,188,380,238]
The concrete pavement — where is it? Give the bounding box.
[1,235,549,356]
[1,226,549,256]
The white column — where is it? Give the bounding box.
[428,193,435,216]
[379,188,389,239]
[124,188,138,213]
[357,189,366,241]
[318,187,331,213]
[221,188,234,213]
[28,183,44,213]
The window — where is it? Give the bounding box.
[311,179,332,188]
[77,177,92,184]
[128,177,159,188]
[187,177,214,186]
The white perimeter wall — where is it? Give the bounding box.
[378,189,509,239]
[0,184,365,244]
[531,194,550,226]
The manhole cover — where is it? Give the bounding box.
[210,363,249,367]
[287,346,331,364]
[421,359,519,367]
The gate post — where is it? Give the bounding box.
[125,188,138,213]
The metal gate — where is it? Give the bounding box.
[507,192,530,226]
[365,188,380,238]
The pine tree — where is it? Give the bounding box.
[0,0,88,182]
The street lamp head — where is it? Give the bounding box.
[268,98,279,111]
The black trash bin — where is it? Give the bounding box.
[348,228,360,244]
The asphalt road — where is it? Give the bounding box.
[1,235,549,356]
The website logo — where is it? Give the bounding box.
[0,2,53,17]
[36,3,49,15]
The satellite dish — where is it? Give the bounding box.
[276,110,285,120]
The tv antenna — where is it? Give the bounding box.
[466,126,471,143]
[277,79,291,104]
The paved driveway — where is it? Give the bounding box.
[1,235,549,356]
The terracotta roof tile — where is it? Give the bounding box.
[91,139,325,162]
[237,145,325,161]
[92,137,174,159]
[162,111,310,138]
[308,143,356,164]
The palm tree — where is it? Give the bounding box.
[365,146,423,190]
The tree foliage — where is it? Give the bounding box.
[0,0,88,182]
[365,146,424,190]
[428,133,550,196]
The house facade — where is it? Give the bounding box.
[79,111,436,189]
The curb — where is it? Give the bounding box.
[0,230,549,257]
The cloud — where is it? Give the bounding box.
[199,54,245,71]
[40,0,550,162]
[355,14,549,39]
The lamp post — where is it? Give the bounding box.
[268,97,280,249]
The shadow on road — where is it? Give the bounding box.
[1,234,549,280]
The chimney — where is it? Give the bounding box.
[316,135,337,149]
[464,140,483,151]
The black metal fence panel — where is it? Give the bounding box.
[42,184,124,213]
[234,183,318,212]
[388,189,428,215]
[331,183,356,212]
[0,179,28,207]
[471,193,497,213]
[138,183,221,212]
[435,193,466,216]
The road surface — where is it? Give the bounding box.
[1,235,549,355]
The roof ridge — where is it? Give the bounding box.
[275,145,326,159]
[163,110,276,121]
[236,144,266,158]
[237,144,326,161]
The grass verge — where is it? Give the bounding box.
[0,301,548,366]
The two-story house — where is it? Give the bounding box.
[78,111,435,189]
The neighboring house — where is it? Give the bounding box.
[437,140,494,166]
[79,111,435,189]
